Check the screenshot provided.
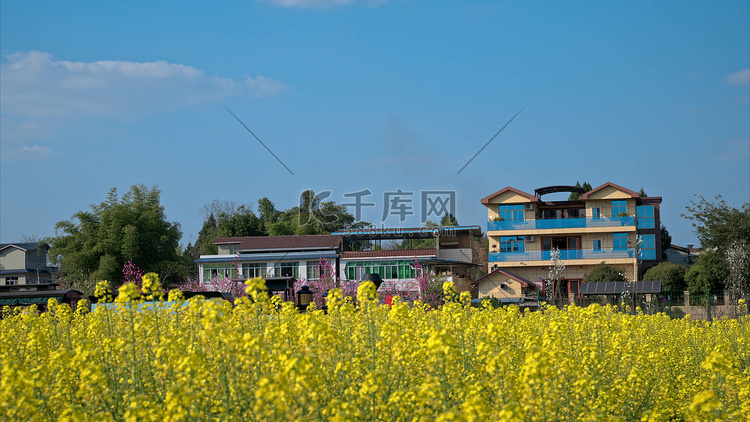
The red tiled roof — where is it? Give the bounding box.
[213,235,342,250]
[480,187,538,205]
[579,182,639,200]
[341,249,436,259]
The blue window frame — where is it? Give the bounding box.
[592,239,602,251]
[639,235,656,260]
[613,233,628,250]
[637,205,655,229]
[497,205,525,221]
[500,236,525,253]
[612,200,627,217]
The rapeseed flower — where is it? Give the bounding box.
[1,273,748,421]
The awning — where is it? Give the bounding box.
[0,296,60,305]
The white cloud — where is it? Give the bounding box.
[22,145,52,154]
[0,51,288,119]
[727,68,750,86]
[267,0,387,8]
[0,143,54,161]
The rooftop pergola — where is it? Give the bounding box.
[534,185,586,199]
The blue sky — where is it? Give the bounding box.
[1,0,748,248]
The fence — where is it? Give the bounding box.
[539,290,748,321]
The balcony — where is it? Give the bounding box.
[489,248,635,262]
[487,216,635,232]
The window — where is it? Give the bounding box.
[229,245,238,254]
[567,208,584,218]
[639,235,656,260]
[5,277,18,286]
[591,207,601,219]
[637,206,655,229]
[613,233,628,250]
[307,261,322,280]
[346,260,416,280]
[612,200,627,217]
[500,236,525,253]
[592,239,602,251]
[274,262,299,278]
[203,263,235,282]
[243,263,266,279]
[497,205,524,221]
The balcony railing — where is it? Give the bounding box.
[487,216,635,232]
[489,248,635,262]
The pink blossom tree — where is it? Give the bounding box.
[293,257,337,308]
[415,260,444,309]
[122,260,145,288]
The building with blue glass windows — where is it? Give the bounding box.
[479,183,661,299]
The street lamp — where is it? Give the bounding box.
[297,285,314,311]
[321,289,329,313]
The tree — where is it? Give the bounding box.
[196,214,219,255]
[440,213,458,226]
[191,192,365,253]
[683,195,750,253]
[569,182,582,201]
[397,220,438,250]
[726,240,750,304]
[49,185,183,285]
[266,214,297,236]
[639,188,648,197]
[643,262,686,292]
[568,181,593,201]
[257,197,279,229]
[217,206,263,237]
[199,199,242,221]
[584,262,626,283]
[547,247,566,302]
[183,214,220,279]
[295,190,357,234]
[683,195,750,291]
[660,225,672,261]
[685,249,729,293]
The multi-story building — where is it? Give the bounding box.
[197,235,345,284]
[333,226,482,295]
[480,183,661,298]
[0,242,56,286]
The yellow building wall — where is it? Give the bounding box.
[486,263,634,285]
[477,273,528,299]
[585,186,633,200]
[491,232,635,254]
[486,191,533,204]
[585,198,636,218]
[488,204,537,221]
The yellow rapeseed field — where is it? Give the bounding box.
[1,276,748,421]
